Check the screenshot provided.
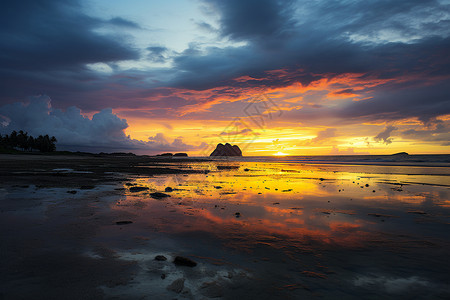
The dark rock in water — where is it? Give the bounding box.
[150,192,171,199]
[116,221,133,225]
[155,255,167,261]
[392,152,409,156]
[167,278,185,293]
[174,153,188,157]
[157,153,173,156]
[210,143,242,156]
[165,187,173,192]
[129,186,149,193]
[161,274,166,279]
[67,190,77,194]
[174,256,197,267]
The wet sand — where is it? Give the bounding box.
[1,155,449,299]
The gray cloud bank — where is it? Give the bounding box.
[0,97,206,154]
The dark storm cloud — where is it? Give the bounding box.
[0,0,139,71]
[0,0,139,105]
[168,0,450,122]
[175,0,450,90]
[206,0,296,40]
[336,81,450,123]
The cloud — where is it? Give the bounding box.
[0,0,449,135]
[147,46,169,63]
[206,0,296,41]
[0,0,139,71]
[0,0,139,106]
[374,125,397,145]
[330,146,370,155]
[0,96,205,154]
[108,17,141,29]
[298,128,336,146]
[401,118,450,146]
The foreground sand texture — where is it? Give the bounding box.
[1,154,450,299]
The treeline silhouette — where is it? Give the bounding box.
[0,130,57,152]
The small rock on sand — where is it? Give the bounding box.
[150,192,171,199]
[129,186,149,192]
[165,187,173,192]
[174,256,197,267]
[116,221,133,225]
[167,278,185,293]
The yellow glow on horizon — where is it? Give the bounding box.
[273,151,288,156]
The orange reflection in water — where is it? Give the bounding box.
[110,161,450,257]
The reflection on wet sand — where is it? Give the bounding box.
[101,162,450,298]
[1,160,449,299]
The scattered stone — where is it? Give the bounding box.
[167,278,185,293]
[155,255,167,261]
[365,184,369,187]
[161,274,166,279]
[129,186,149,193]
[174,256,197,267]
[282,189,293,192]
[244,168,250,172]
[319,178,324,181]
[273,202,280,205]
[116,221,133,225]
[67,190,77,194]
[165,187,173,192]
[150,192,171,199]
[235,212,241,218]
[373,190,376,193]
[214,186,223,189]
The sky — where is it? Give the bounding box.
[0,0,449,155]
